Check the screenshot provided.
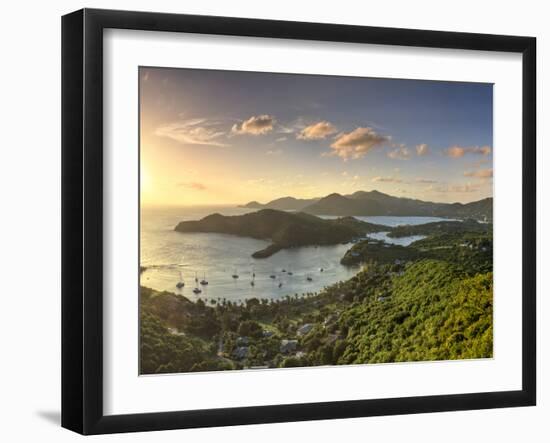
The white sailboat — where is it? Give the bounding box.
[176,271,185,289]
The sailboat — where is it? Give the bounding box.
[176,271,185,289]
[306,275,313,282]
[250,268,255,286]
[192,287,202,294]
[200,272,208,285]
[232,269,239,279]
[194,272,198,284]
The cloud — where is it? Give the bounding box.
[177,182,207,191]
[276,125,295,134]
[327,127,390,160]
[372,176,402,183]
[155,119,228,147]
[232,115,275,135]
[416,143,430,156]
[432,182,480,193]
[416,178,438,184]
[464,168,493,178]
[266,149,283,156]
[275,136,288,142]
[297,121,337,140]
[388,146,411,160]
[446,145,492,158]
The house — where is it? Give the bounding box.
[233,346,249,360]
[280,339,298,354]
[167,327,185,336]
[236,336,249,346]
[262,330,274,338]
[297,323,314,336]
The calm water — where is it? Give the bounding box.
[140,206,448,302]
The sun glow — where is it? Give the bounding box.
[140,165,152,195]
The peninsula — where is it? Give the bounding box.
[174,209,388,258]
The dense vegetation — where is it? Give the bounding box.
[141,223,493,374]
[388,219,490,238]
[340,241,423,266]
[337,261,492,363]
[174,209,387,258]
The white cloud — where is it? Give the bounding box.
[176,181,207,191]
[327,127,389,160]
[232,115,275,135]
[266,149,283,156]
[416,143,430,156]
[432,182,481,193]
[464,168,493,178]
[297,121,337,140]
[372,176,402,183]
[387,145,411,160]
[155,118,228,147]
[416,178,438,184]
[446,145,492,158]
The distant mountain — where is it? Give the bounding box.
[239,196,319,211]
[241,200,263,209]
[447,197,493,220]
[175,209,387,258]
[303,190,492,220]
[239,190,492,220]
[303,193,384,216]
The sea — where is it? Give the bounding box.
[140,206,450,303]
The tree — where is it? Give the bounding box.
[237,320,263,339]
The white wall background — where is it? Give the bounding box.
[0,0,546,441]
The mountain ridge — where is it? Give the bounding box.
[240,190,492,220]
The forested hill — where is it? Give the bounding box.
[140,257,493,374]
[174,209,387,258]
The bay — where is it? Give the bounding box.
[140,206,450,302]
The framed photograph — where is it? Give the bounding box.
[62,8,536,435]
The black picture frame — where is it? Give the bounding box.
[61,8,536,435]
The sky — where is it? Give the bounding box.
[139,67,493,207]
